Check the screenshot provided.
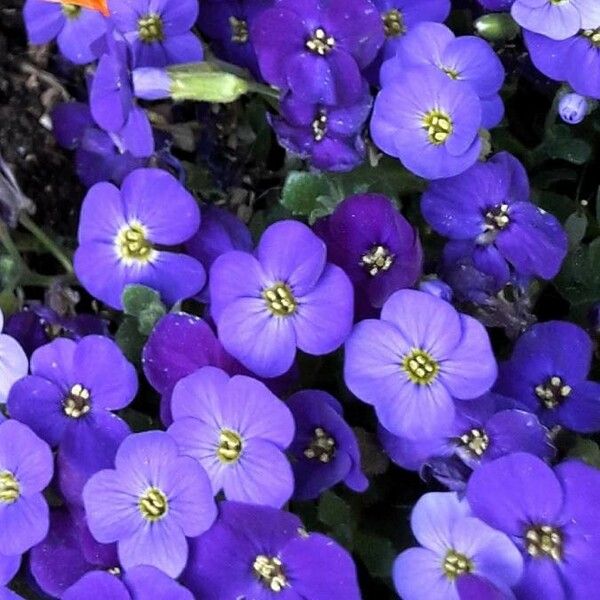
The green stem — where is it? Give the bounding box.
[19,213,73,274]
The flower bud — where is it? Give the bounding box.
[559,93,589,125]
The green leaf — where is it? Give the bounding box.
[567,437,600,469]
[564,212,588,248]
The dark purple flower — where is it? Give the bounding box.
[63,566,194,600]
[394,492,523,600]
[74,168,205,309]
[371,66,482,180]
[383,22,505,128]
[168,366,295,507]
[496,320,600,432]
[0,310,28,405]
[271,90,371,172]
[182,501,362,600]
[287,389,367,500]
[380,392,554,475]
[345,289,497,439]
[467,453,600,599]
[198,0,273,78]
[511,0,600,41]
[559,92,590,124]
[24,0,106,64]
[0,420,53,556]
[108,0,203,67]
[185,204,253,302]
[210,220,354,377]
[315,193,422,313]
[83,431,217,577]
[251,0,383,105]
[8,336,137,455]
[525,30,600,100]
[422,152,568,279]
[373,0,450,59]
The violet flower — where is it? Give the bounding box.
[0,309,28,404]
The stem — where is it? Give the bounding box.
[19,213,73,274]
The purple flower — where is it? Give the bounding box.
[511,0,600,41]
[210,220,354,377]
[0,420,53,556]
[559,92,589,124]
[83,431,217,577]
[383,22,505,128]
[525,30,600,100]
[251,0,384,105]
[287,389,367,500]
[24,0,106,64]
[467,453,600,599]
[373,0,450,59]
[0,309,28,404]
[182,501,362,600]
[108,0,203,67]
[198,0,273,78]
[271,91,371,173]
[344,289,497,439]
[496,320,600,432]
[185,205,253,302]
[8,336,137,453]
[421,152,568,279]
[74,168,205,309]
[63,566,194,600]
[371,66,482,180]
[168,366,295,507]
[314,193,423,313]
[393,492,523,600]
[380,392,553,475]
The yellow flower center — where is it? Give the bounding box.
[361,245,394,276]
[138,14,164,43]
[443,550,473,579]
[306,28,335,55]
[534,376,571,410]
[253,555,288,592]
[263,283,297,317]
[116,221,156,264]
[0,471,20,504]
[422,109,453,145]
[139,487,168,521]
[61,3,82,18]
[216,429,243,463]
[402,349,440,385]
[63,383,92,418]
[525,525,563,561]
[304,427,336,463]
[382,9,406,38]
[229,16,249,43]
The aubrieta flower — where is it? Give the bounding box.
[0,309,28,404]
[74,168,205,309]
[8,336,137,454]
[198,0,273,79]
[496,320,600,432]
[251,0,384,105]
[168,366,295,507]
[0,420,53,557]
[63,565,194,600]
[383,22,505,128]
[421,152,568,280]
[373,0,450,59]
[270,91,371,173]
[182,501,362,600]
[108,0,203,67]
[344,289,497,439]
[24,0,106,64]
[370,66,482,180]
[83,431,217,577]
[393,492,523,600]
[210,220,354,378]
[314,193,423,313]
[525,29,600,100]
[467,453,600,599]
[511,0,600,41]
[287,389,367,500]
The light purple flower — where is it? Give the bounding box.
[210,220,354,377]
[0,309,28,404]
[83,431,217,577]
[168,366,295,508]
[74,168,205,309]
[394,492,523,600]
[344,289,497,439]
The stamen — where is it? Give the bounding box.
[262,283,297,317]
[360,245,394,276]
[525,525,563,561]
[229,16,249,43]
[0,471,20,504]
[304,427,336,463]
[443,550,473,579]
[138,14,164,43]
[139,487,168,521]
[422,110,453,145]
[63,383,92,418]
[306,28,335,56]
[534,375,571,409]
[253,555,288,592]
[402,348,439,385]
[382,9,406,38]
[216,429,243,463]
